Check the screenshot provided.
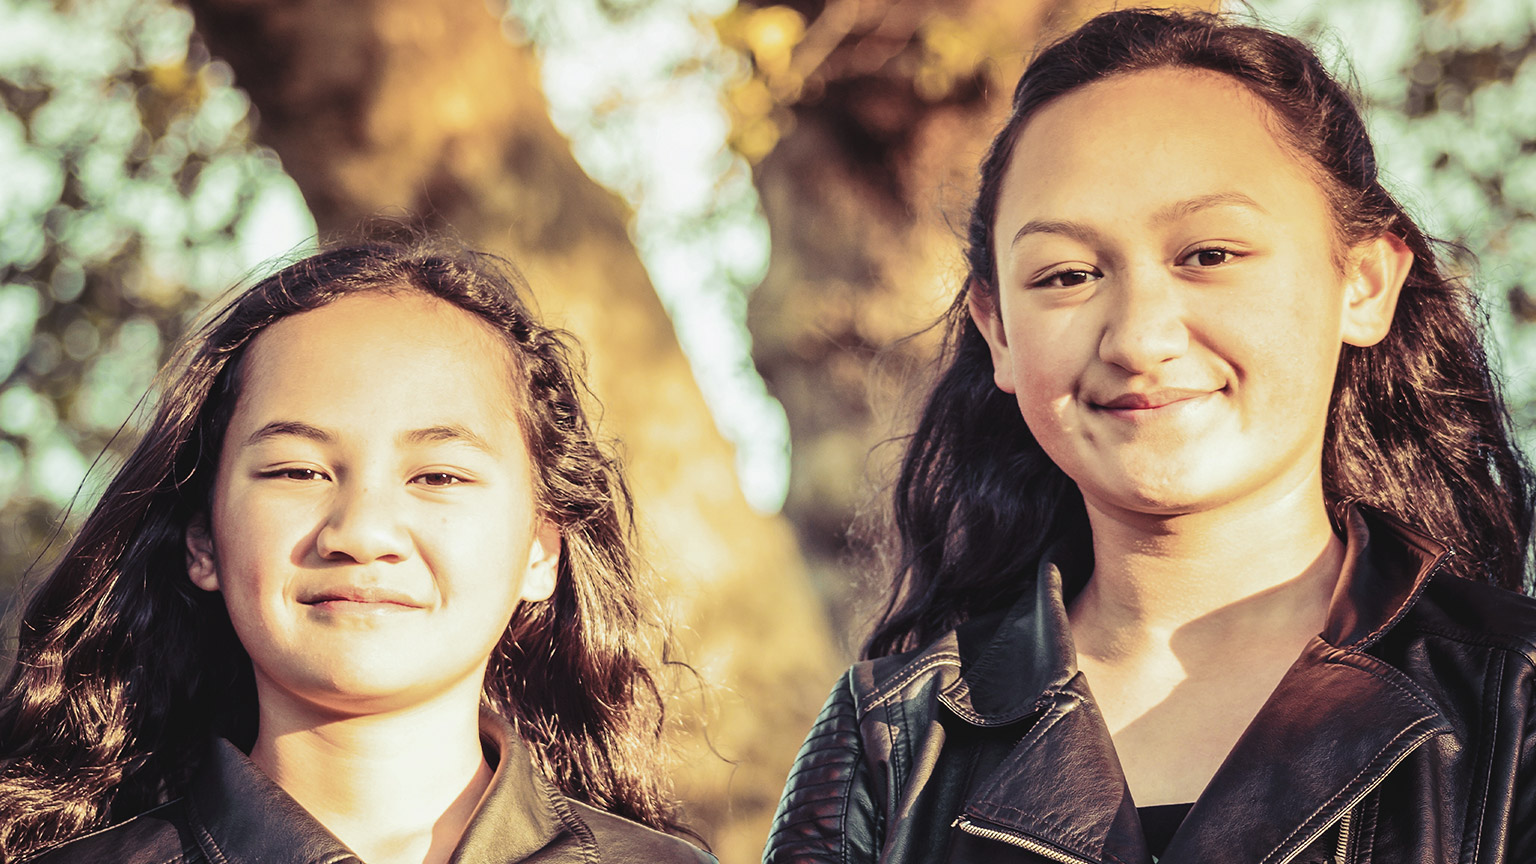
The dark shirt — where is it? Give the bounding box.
[27,714,713,864]
[1136,803,1192,859]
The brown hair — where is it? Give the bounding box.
[867,7,1534,658]
[0,239,685,856]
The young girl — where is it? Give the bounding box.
[0,240,714,864]
[766,8,1536,864]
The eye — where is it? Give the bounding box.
[1181,247,1237,267]
[1033,268,1100,289]
[260,467,329,482]
[414,472,467,487]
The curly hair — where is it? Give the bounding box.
[0,238,683,857]
[866,7,1535,659]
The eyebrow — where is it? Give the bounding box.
[243,421,496,454]
[244,421,332,447]
[400,424,497,454]
[1152,191,1267,223]
[1009,192,1268,249]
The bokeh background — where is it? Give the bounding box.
[2,0,1533,860]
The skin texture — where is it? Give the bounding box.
[970,68,1412,805]
[185,291,559,864]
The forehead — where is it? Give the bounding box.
[996,67,1327,233]
[233,291,523,436]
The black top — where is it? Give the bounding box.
[27,713,713,864]
[1136,802,1193,859]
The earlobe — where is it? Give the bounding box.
[967,281,1018,394]
[1341,232,1413,348]
[519,520,561,603]
[185,516,220,592]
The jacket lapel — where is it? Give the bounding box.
[188,739,361,863]
[1163,509,1455,863]
[1160,639,1450,863]
[959,674,1152,864]
[946,557,1154,864]
[449,715,574,863]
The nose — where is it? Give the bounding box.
[315,483,410,564]
[1096,266,1189,372]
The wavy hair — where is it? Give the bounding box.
[866,7,1535,658]
[0,239,683,857]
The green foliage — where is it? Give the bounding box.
[0,0,312,598]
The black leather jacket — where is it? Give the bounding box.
[764,509,1536,864]
[29,714,713,864]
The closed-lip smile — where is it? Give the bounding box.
[1095,388,1215,412]
[299,585,426,609]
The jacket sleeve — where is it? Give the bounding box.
[763,669,881,864]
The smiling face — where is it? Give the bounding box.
[971,67,1406,523]
[186,290,559,717]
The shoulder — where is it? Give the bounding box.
[844,607,1012,719]
[560,800,716,864]
[23,800,201,864]
[1408,570,1536,666]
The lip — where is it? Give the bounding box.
[299,585,426,610]
[1093,387,1217,412]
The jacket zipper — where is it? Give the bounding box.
[1332,807,1353,864]
[952,816,1096,864]
[1275,729,1436,864]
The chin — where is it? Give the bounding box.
[287,677,454,718]
[1081,475,1235,519]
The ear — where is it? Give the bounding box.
[967,280,1018,394]
[518,519,561,603]
[1340,232,1412,348]
[185,516,221,592]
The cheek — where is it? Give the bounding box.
[434,494,533,600]
[1228,283,1345,397]
[214,492,306,571]
[1006,317,1086,417]
[1005,341,1086,472]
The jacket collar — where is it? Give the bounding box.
[1320,507,1448,648]
[945,507,1456,864]
[188,711,580,864]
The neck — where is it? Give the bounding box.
[250,676,493,864]
[1071,481,1344,664]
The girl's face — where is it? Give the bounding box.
[972,67,1405,522]
[187,291,559,717]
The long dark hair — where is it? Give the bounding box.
[866,7,1536,659]
[0,239,684,857]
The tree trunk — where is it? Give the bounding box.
[183,1,838,859]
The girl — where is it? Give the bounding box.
[0,240,714,864]
[766,8,1536,864]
